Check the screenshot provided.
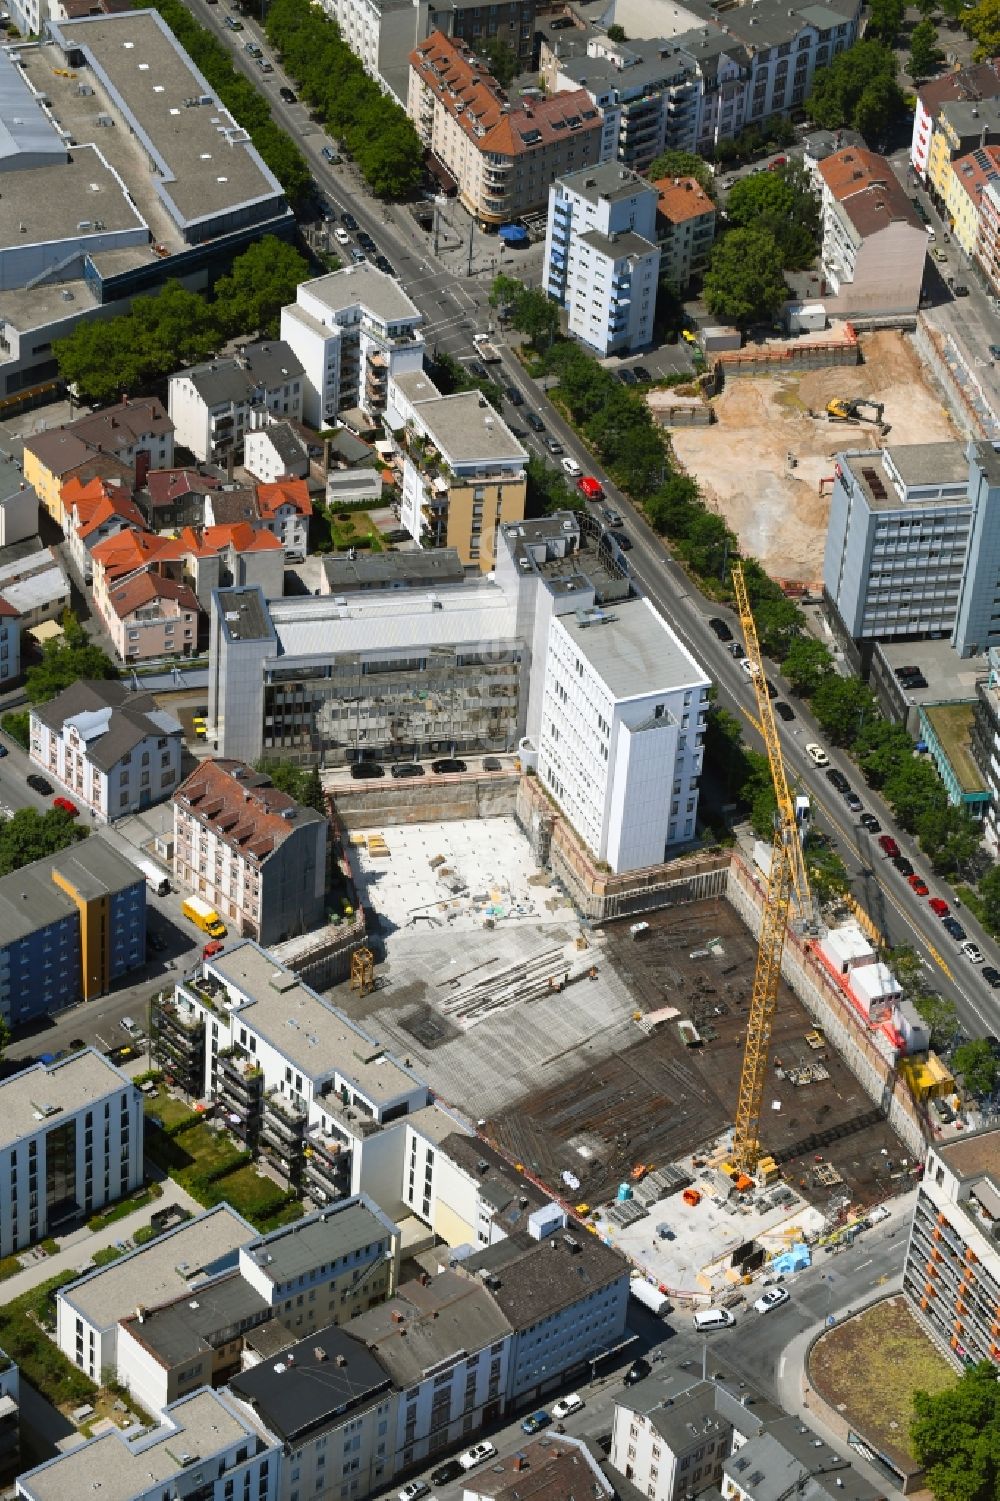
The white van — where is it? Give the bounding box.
[693,1308,736,1332]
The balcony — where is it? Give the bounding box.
[304,1127,351,1202]
[261,1090,307,1156]
[217,1050,264,1111]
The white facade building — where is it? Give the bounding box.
[280,267,425,428]
[537,597,709,870]
[0,1050,141,1262]
[29,681,183,822]
[0,458,38,548]
[543,162,660,357]
[167,343,305,465]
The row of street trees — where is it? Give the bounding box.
[52,238,308,404]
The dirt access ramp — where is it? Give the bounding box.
[670,330,958,583]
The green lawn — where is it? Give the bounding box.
[203,1164,290,1220]
[0,1273,96,1408]
[144,1090,198,1132]
[86,1183,162,1232]
[923,703,986,795]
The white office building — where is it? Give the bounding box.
[0,1050,142,1261]
[280,267,425,428]
[543,162,660,357]
[537,597,709,869]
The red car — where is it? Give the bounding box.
[908,874,929,896]
[53,796,79,816]
[928,897,950,917]
[576,476,605,501]
[878,834,900,857]
[767,156,787,170]
[203,940,225,959]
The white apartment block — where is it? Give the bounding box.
[0,603,18,686]
[543,162,660,356]
[0,457,38,548]
[280,267,425,429]
[537,597,710,871]
[167,343,305,465]
[17,1389,280,1501]
[30,680,183,821]
[612,1377,735,1501]
[0,1050,142,1261]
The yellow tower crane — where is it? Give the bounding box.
[730,563,813,1173]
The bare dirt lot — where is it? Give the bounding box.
[671,331,958,582]
[487,900,908,1211]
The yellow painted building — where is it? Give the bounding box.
[945,145,1000,257]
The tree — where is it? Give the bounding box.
[781,636,834,697]
[883,757,948,835]
[645,474,701,536]
[865,0,906,43]
[975,863,1000,933]
[0,710,29,751]
[26,632,118,706]
[526,457,578,519]
[481,34,519,86]
[806,39,905,139]
[0,807,87,877]
[606,23,627,41]
[854,717,913,788]
[810,674,876,746]
[724,164,821,269]
[911,990,961,1051]
[741,563,805,661]
[914,803,979,877]
[302,765,328,817]
[54,281,219,402]
[647,149,714,195]
[491,275,559,351]
[909,18,945,80]
[964,0,1000,57]
[703,228,788,325]
[911,1361,1000,1501]
[212,237,309,339]
[952,1039,998,1097]
[806,840,850,905]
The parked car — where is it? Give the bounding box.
[334,226,351,245]
[764,679,778,700]
[623,1357,651,1387]
[459,1444,497,1471]
[878,834,900,857]
[981,966,1000,988]
[908,874,929,896]
[753,1287,790,1314]
[350,248,365,263]
[546,438,564,455]
[860,813,881,833]
[805,743,828,767]
[342,212,359,230]
[577,477,605,502]
[431,758,467,773]
[826,768,850,793]
[375,257,395,276]
[562,457,582,478]
[279,85,296,102]
[729,642,746,659]
[609,530,632,551]
[943,916,967,940]
[521,1411,550,1435]
[933,1097,955,1124]
[632,366,652,382]
[244,39,262,56]
[120,1016,143,1041]
[27,773,53,794]
[773,701,795,722]
[844,792,863,812]
[390,763,424,778]
[892,855,914,877]
[708,616,733,642]
[552,1394,585,1420]
[618,367,637,385]
[203,940,225,959]
[961,939,983,963]
[0,743,6,758]
[430,1462,464,1488]
[53,796,79,816]
[482,757,502,771]
[321,145,339,163]
[398,1483,428,1501]
[928,897,949,916]
[504,384,524,407]
[525,411,546,433]
[350,761,384,779]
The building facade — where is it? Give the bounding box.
[902,1129,1000,1369]
[654,174,715,291]
[0,601,18,687]
[971,646,1000,852]
[0,1050,142,1260]
[0,457,38,548]
[22,398,174,528]
[167,344,305,465]
[543,163,660,356]
[104,572,201,663]
[30,680,183,820]
[281,267,425,429]
[910,61,1000,183]
[0,838,146,1025]
[407,33,603,227]
[816,147,926,318]
[943,144,1000,258]
[172,759,329,945]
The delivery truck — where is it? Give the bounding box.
[136,858,170,897]
[181,895,227,939]
[629,1274,672,1318]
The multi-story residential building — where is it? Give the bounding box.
[823,440,1000,668]
[0,456,38,548]
[168,344,305,465]
[155,943,430,1186]
[903,1128,1000,1369]
[549,38,698,169]
[16,1389,280,1501]
[926,96,1000,210]
[62,476,145,585]
[464,1225,629,1401]
[816,147,926,318]
[972,646,1000,852]
[721,1414,882,1501]
[137,467,224,532]
[0,544,71,634]
[57,1205,258,1383]
[105,572,201,663]
[910,60,1000,182]
[0,599,18,687]
[976,176,1000,293]
[536,596,710,870]
[281,267,425,429]
[319,548,466,594]
[543,162,660,356]
[166,524,286,613]
[407,33,603,227]
[255,478,312,560]
[22,398,174,527]
[466,1435,615,1501]
[348,1270,513,1471]
[115,1198,400,1415]
[228,1323,397,1501]
[399,1122,547,1247]
[0,838,146,1025]
[944,144,1000,257]
[243,421,312,489]
[172,759,329,945]
[654,174,716,291]
[30,679,184,821]
[0,1350,19,1482]
[395,381,528,570]
[0,1050,142,1260]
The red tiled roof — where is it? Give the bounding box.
[145,468,223,506]
[917,58,1000,117]
[108,570,200,621]
[174,758,322,863]
[653,175,715,225]
[76,493,147,541]
[818,146,922,234]
[952,143,1000,204]
[256,478,311,519]
[91,528,169,578]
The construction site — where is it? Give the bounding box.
[670,329,957,583]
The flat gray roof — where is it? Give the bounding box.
[0,144,146,251]
[120,1270,270,1369]
[559,597,708,700]
[216,587,277,645]
[322,548,465,591]
[242,1199,396,1286]
[266,580,518,662]
[19,1389,263,1501]
[207,943,422,1103]
[350,1271,512,1388]
[229,1323,391,1443]
[557,161,654,205]
[301,265,422,323]
[0,50,66,169]
[414,392,528,467]
[60,1205,256,1331]
[578,227,659,261]
[50,11,284,231]
[844,448,969,511]
[886,441,969,488]
[0,1050,129,1155]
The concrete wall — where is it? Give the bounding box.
[331,772,519,828]
[716,332,860,383]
